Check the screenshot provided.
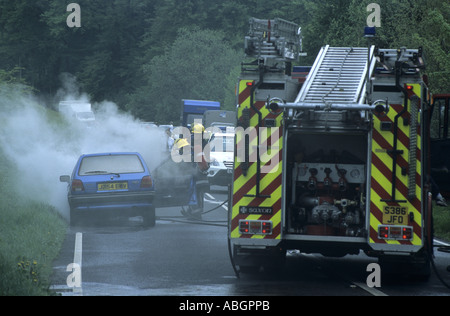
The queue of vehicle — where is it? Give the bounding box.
[60,103,236,227]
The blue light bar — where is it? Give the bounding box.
[364,26,376,38]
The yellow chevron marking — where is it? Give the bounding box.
[232,79,283,240]
[370,90,423,245]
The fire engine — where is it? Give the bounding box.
[228,18,434,278]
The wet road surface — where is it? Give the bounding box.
[51,188,450,297]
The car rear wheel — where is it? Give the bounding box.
[142,206,156,227]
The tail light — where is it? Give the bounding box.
[402,227,413,240]
[71,179,84,192]
[378,225,413,240]
[239,220,272,235]
[140,175,153,188]
[379,226,389,239]
[261,221,272,234]
[239,221,250,234]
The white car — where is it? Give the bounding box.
[207,132,234,186]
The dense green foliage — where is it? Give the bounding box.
[0,1,449,295]
[0,142,67,295]
[0,0,448,123]
[434,203,450,242]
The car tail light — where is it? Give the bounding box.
[71,179,84,192]
[140,175,153,188]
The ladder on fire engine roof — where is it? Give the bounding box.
[244,17,302,65]
[283,45,377,111]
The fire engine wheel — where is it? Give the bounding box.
[378,252,431,282]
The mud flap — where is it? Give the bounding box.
[233,245,286,273]
[378,252,431,281]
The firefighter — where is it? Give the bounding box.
[190,123,210,219]
[190,122,209,172]
[174,135,209,219]
[191,122,205,134]
[166,128,174,151]
[173,137,190,155]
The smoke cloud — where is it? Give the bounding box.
[0,81,167,221]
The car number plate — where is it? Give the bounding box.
[98,182,128,191]
[382,205,408,225]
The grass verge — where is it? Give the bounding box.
[0,150,67,295]
[433,203,450,242]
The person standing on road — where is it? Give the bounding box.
[166,128,174,151]
[173,137,209,219]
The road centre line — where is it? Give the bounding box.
[300,253,389,296]
[73,232,83,295]
[352,281,388,296]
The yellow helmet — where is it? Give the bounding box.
[174,138,190,149]
[191,123,205,134]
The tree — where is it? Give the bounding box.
[126,28,241,123]
[0,0,448,110]
[0,0,63,93]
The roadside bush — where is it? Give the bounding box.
[433,204,450,242]
[0,149,67,295]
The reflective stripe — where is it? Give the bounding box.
[231,80,283,240]
[369,83,423,246]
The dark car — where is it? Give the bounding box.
[60,152,155,226]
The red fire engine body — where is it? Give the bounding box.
[229,18,433,278]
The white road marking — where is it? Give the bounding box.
[73,232,83,296]
[434,238,450,246]
[299,252,390,296]
[352,282,388,296]
[205,192,228,210]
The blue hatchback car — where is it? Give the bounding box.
[60,152,155,226]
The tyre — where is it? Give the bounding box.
[70,208,82,227]
[379,252,431,282]
[142,206,156,227]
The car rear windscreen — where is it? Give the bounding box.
[79,155,145,175]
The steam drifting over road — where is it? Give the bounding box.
[0,85,166,220]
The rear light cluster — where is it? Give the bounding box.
[378,225,413,240]
[239,220,273,235]
[140,175,153,188]
[71,179,84,192]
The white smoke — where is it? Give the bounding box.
[0,81,167,221]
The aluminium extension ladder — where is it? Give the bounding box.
[294,45,376,106]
